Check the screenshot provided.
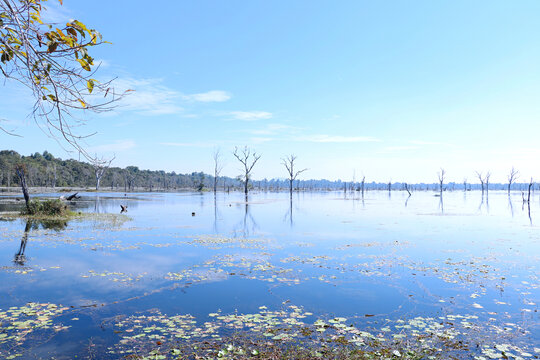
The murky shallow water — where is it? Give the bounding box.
[0,191,539,359]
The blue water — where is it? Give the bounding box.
[0,190,538,358]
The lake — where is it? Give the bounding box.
[0,190,539,359]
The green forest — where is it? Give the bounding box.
[0,150,217,191]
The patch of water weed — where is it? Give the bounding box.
[0,303,71,359]
[105,305,537,360]
[186,234,273,250]
[81,270,147,285]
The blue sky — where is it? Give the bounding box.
[2,0,540,183]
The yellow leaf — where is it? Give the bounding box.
[87,80,94,94]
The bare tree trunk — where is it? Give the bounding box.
[15,165,30,212]
[52,164,57,189]
[289,179,293,198]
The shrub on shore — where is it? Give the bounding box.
[21,199,69,216]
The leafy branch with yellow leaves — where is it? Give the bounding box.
[0,0,127,160]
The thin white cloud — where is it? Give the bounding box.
[381,146,419,153]
[295,135,380,143]
[112,78,183,116]
[230,111,273,121]
[42,2,72,23]
[248,123,300,135]
[183,90,231,102]
[160,142,215,148]
[94,59,110,68]
[250,137,274,144]
[89,140,136,153]
[409,140,452,146]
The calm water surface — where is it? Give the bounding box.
[0,190,539,358]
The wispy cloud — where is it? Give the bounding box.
[380,145,419,153]
[160,142,215,148]
[89,140,136,153]
[230,111,273,121]
[249,137,275,144]
[409,140,450,146]
[248,123,300,135]
[42,2,72,23]
[112,78,183,115]
[183,90,231,102]
[295,135,380,143]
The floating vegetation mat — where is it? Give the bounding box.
[105,305,538,360]
[0,303,71,359]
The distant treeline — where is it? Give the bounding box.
[0,150,536,192]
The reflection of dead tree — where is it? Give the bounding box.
[92,155,115,191]
[508,196,514,217]
[233,146,261,195]
[213,197,221,233]
[14,221,32,266]
[404,183,411,207]
[437,168,446,193]
[281,155,307,198]
[233,202,259,238]
[283,197,295,227]
[212,148,224,195]
[507,167,519,195]
[522,184,533,225]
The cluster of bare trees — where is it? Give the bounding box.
[436,167,533,198]
[211,146,309,197]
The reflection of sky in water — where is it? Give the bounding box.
[0,190,539,357]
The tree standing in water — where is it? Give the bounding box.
[233,146,261,195]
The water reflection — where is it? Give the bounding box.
[13,221,31,266]
[13,219,68,266]
[232,196,258,237]
[283,198,294,227]
[508,195,515,217]
[437,193,444,214]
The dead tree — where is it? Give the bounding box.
[92,155,115,191]
[233,146,261,195]
[66,192,80,201]
[485,172,491,193]
[281,155,308,198]
[360,176,365,196]
[507,167,519,195]
[528,178,533,203]
[404,183,412,196]
[476,171,486,194]
[463,178,467,191]
[213,148,224,194]
[14,164,30,212]
[437,168,446,193]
